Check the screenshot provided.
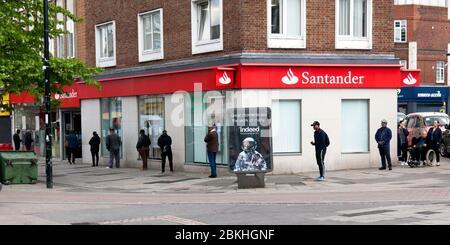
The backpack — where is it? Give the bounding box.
[325,132,330,147]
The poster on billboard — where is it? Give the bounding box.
[227,107,272,174]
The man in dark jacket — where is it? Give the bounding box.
[89,131,101,167]
[204,126,219,178]
[13,129,21,151]
[427,120,442,166]
[24,130,33,151]
[136,129,151,170]
[106,128,121,168]
[375,119,392,170]
[66,131,79,164]
[157,130,173,173]
[397,120,409,164]
[310,121,328,181]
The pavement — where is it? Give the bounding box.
[2,158,450,225]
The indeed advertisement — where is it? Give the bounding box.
[227,108,272,174]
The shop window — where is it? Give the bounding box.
[191,0,223,54]
[100,98,123,157]
[95,21,116,67]
[394,20,407,43]
[185,91,228,165]
[336,0,372,49]
[436,61,445,84]
[268,0,306,49]
[272,100,301,153]
[342,99,369,153]
[138,9,164,62]
[139,96,164,159]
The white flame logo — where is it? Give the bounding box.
[218,72,232,85]
[54,94,60,100]
[403,73,417,85]
[281,68,299,85]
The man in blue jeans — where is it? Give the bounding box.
[204,126,219,178]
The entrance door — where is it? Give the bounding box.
[62,111,82,160]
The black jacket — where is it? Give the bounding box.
[427,127,442,148]
[136,134,151,150]
[89,135,101,153]
[24,132,33,147]
[312,129,327,151]
[13,133,21,149]
[158,133,172,154]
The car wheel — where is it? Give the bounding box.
[440,144,447,157]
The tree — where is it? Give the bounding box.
[0,0,101,111]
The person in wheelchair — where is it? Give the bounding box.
[410,130,429,166]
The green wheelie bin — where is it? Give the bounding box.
[0,151,38,184]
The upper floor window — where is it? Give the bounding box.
[394,20,407,43]
[191,0,223,54]
[95,21,116,67]
[138,9,164,62]
[400,60,407,70]
[436,61,445,84]
[268,0,306,49]
[66,0,75,58]
[336,0,372,49]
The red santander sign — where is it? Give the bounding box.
[216,68,235,88]
[240,65,403,89]
[400,70,420,87]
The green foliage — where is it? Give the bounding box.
[0,0,102,110]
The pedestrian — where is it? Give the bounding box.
[310,121,329,181]
[136,129,151,170]
[158,130,173,173]
[397,120,409,165]
[66,131,78,164]
[375,119,392,170]
[204,125,219,178]
[24,130,33,151]
[427,120,442,166]
[106,128,121,168]
[89,131,101,167]
[13,129,22,151]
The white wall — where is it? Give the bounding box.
[81,99,100,164]
[239,89,397,174]
[121,96,139,168]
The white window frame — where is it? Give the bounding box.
[267,0,306,49]
[335,0,372,50]
[66,0,75,58]
[272,100,302,154]
[138,9,164,62]
[436,61,445,84]
[56,35,64,58]
[95,21,116,68]
[394,20,407,43]
[191,0,223,54]
[399,60,407,70]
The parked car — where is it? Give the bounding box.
[397,112,406,124]
[404,112,449,147]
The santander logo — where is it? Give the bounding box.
[281,69,299,85]
[218,72,232,85]
[403,73,417,85]
[54,89,78,100]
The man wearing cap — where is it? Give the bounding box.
[310,121,329,181]
[375,119,393,170]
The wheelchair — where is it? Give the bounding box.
[406,146,436,168]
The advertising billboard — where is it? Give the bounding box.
[227,107,272,174]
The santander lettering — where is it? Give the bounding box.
[282,69,365,85]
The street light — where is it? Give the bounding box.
[43,0,53,189]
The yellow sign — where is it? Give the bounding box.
[0,93,10,116]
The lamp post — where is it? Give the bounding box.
[43,0,53,189]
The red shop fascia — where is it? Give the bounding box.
[10,64,420,104]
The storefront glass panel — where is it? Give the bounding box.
[100,98,123,157]
[138,96,164,159]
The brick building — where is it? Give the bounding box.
[394,0,450,113]
[14,0,413,174]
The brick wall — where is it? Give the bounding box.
[394,4,450,84]
[76,0,395,70]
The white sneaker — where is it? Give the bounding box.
[436,163,440,166]
[106,166,111,169]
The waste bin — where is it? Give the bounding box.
[0,151,38,184]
